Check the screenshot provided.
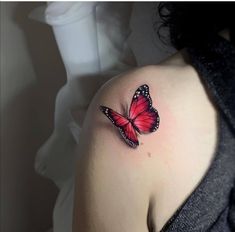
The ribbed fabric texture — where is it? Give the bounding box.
[160,35,235,232]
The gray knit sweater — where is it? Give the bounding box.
[161,36,235,232]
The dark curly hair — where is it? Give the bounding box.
[158,2,235,50]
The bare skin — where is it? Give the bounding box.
[72,49,218,231]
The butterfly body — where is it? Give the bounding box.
[100,84,160,148]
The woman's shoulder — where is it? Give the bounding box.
[73,53,218,231]
[95,50,199,107]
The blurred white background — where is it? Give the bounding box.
[0,2,174,232]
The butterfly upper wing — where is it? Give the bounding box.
[100,106,129,127]
[129,84,160,134]
[129,85,152,119]
[100,106,139,148]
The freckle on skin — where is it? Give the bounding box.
[140,142,144,145]
[147,152,151,157]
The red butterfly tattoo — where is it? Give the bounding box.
[99,84,160,148]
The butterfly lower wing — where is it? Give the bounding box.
[118,123,139,148]
[100,106,139,148]
[133,107,160,134]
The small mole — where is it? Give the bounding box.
[147,152,151,157]
[140,142,144,145]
